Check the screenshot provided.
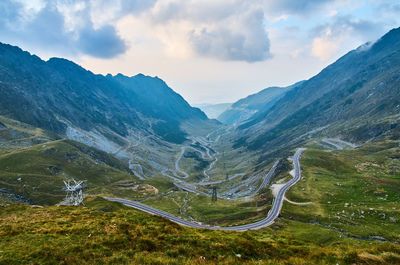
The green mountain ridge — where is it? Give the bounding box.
[232,27,400,155]
[0,43,207,144]
[218,85,292,125]
[0,26,400,265]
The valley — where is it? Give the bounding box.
[1,138,399,264]
[105,148,304,231]
[1,26,400,265]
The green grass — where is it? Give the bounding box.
[0,139,144,205]
[144,191,272,226]
[1,197,399,265]
[283,140,400,241]
[186,195,271,226]
[1,116,400,264]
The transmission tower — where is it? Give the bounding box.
[63,179,85,206]
[211,186,218,202]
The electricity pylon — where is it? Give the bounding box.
[211,186,218,202]
[63,179,85,206]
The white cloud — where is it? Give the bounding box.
[310,15,385,61]
[0,0,157,58]
[311,35,338,60]
[146,1,271,62]
[2,0,399,103]
[189,7,270,62]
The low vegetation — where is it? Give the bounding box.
[284,140,400,241]
[1,197,400,265]
[1,140,400,264]
[1,114,399,264]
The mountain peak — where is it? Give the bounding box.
[370,26,400,52]
[0,42,43,64]
[133,73,146,78]
[0,43,209,143]
[47,57,93,76]
[114,73,149,79]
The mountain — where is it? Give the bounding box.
[194,103,231,119]
[218,83,300,125]
[0,42,207,145]
[234,27,400,155]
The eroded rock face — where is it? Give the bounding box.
[134,184,159,195]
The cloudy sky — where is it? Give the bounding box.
[1,0,399,104]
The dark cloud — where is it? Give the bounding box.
[189,8,271,62]
[0,1,72,54]
[24,4,72,50]
[0,0,134,58]
[78,25,127,58]
[0,0,21,27]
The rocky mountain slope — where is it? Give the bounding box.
[0,43,207,144]
[218,83,300,125]
[233,27,400,156]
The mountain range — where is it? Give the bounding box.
[0,43,207,145]
[218,82,302,125]
[226,27,400,158]
[1,24,400,265]
[1,28,400,182]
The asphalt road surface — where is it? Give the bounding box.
[105,148,305,231]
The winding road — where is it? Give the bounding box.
[175,146,190,178]
[253,159,280,195]
[105,148,305,231]
[174,137,217,180]
[222,160,279,198]
[321,138,357,150]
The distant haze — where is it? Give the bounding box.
[194,103,231,119]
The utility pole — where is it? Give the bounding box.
[211,186,218,202]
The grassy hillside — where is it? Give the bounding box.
[143,191,272,226]
[0,116,164,205]
[1,140,400,264]
[235,28,400,159]
[283,140,400,242]
[1,197,399,265]
[0,139,150,205]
